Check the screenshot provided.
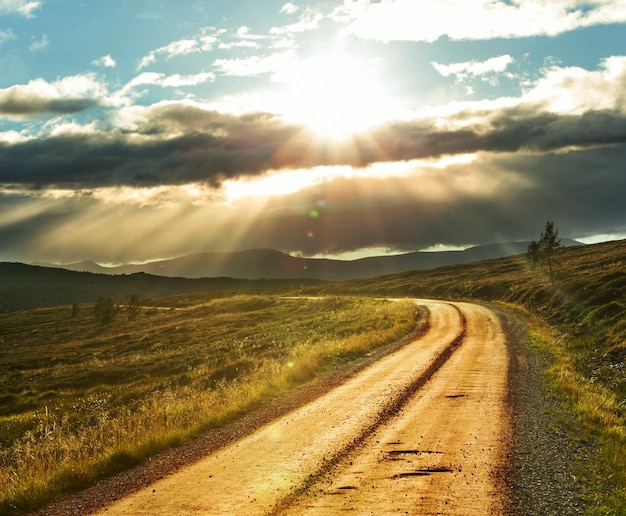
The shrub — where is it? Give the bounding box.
[94,297,119,324]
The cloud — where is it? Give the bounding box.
[0,105,307,187]
[0,0,40,17]
[218,40,260,50]
[270,7,324,34]
[281,3,299,15]
[137,39,200,70]
[524,55,626,113]
[29,33,48,51]
[213,50,296,77]
[2,98,626,191]
[0,74,106,117]
[127,71,215,89]
[2,143,625,263]
[1,56,625,190]
[432,55,513,80]
[92,54,116,68]
[331,0,626,42]
[135,28,223,71]
[256,146,626,255]
[0,28,16,45]
[0,129,28,143]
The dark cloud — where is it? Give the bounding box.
[1,102,626,263]
[0,96,100,115]
[242,144,626,255]
[2,103,626,188]
[2,143,624,264]
[0,77,104,116]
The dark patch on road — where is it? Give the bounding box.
[392,467,454,479]
[387,450,443,455]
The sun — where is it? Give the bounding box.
[274,51,398,139]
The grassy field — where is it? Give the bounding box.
[311,238,626,514]
[0,294,419,514]
[2,239,625,514]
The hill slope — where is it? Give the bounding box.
[0,263,322,311]
[37,239,582,281]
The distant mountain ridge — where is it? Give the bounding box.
[36,239,583,282]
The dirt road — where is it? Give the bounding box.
[96,301,509,515]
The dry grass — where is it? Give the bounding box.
[3,238,625,513]
[527,321,626,514]
[0,295,418,514]
[311,238,626,513]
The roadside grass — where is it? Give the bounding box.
[527,320,626,514]
[310,238,626,513]
[0,295,419,514]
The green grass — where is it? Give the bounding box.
[0,294,418,514]
[525,319,626,514]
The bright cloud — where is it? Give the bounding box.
[432,55,514,79]
[137,39,200,70]
[128,71,215,89]
[0,129,28,143]
[0,0,40,17]
[525,55,626,113]
[280,3,299,15]
[270,7,324,34]
[92,54,116,68]
[218,40,259,50]
[213,50,296,77]
[135,28,223,71]
[332,0,626,41]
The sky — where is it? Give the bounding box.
[1,0,626,265]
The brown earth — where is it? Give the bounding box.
[91,300,509,515]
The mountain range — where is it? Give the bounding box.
[35,240,583,282]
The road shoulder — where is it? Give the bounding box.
[495,304,592,515]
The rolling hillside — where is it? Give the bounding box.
[2,239,583,310]
[35,239,582,281]
[0,263,322,311]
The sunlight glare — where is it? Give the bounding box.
[222,168,325,202]
[275,51,399,139]
[221,155,481,203]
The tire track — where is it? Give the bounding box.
[269,304,466,514]
[280,302,509,515]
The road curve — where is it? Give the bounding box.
[95,300,509,515]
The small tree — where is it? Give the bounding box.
[94,296,119,324]
[527,239,541,271]
[127,293,141,321]
[528,221,562,283]
[540,220,562,283]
